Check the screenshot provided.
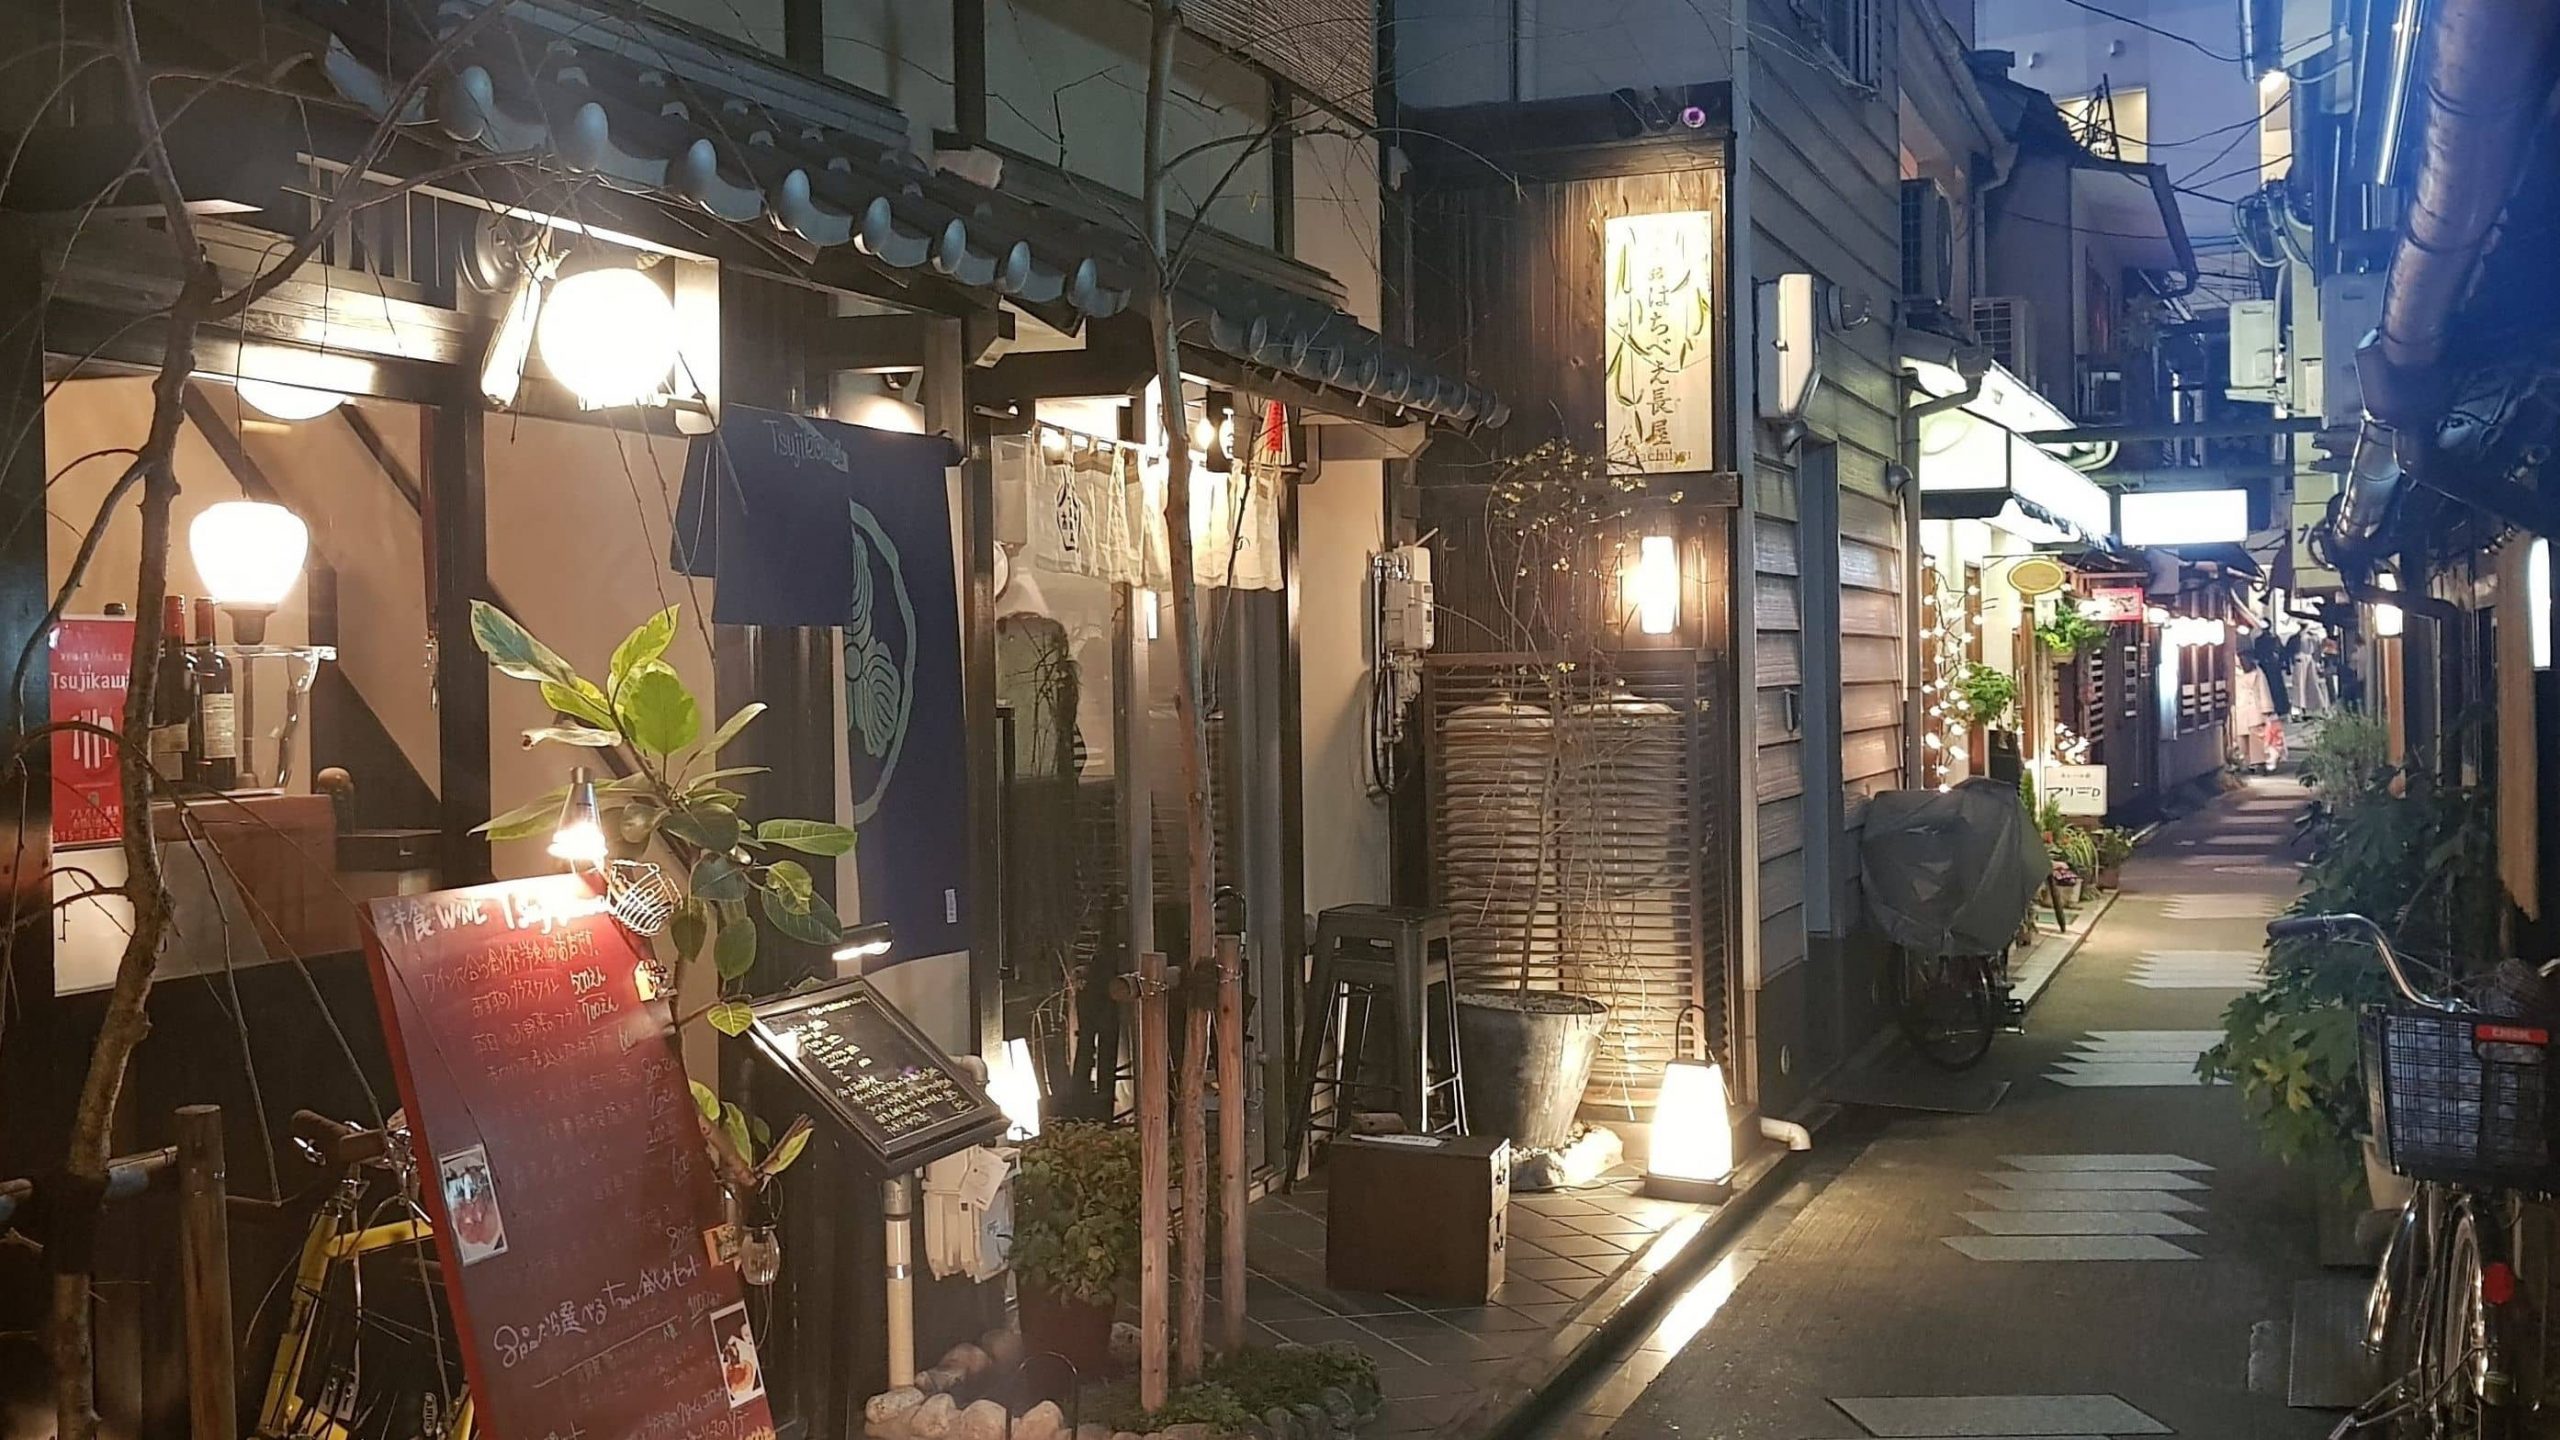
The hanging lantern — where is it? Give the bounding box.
[537,266,679,408]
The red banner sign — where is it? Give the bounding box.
[2084,585,2147,624]
[365,876,776,1440]
[51,616,132,848]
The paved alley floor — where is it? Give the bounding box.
[1591,777,2336,1440]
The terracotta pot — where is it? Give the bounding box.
[2096,866,2121,891]
[1018,1286,1116,1378]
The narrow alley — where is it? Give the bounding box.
[1576,778,2332,1440]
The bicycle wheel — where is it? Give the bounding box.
[1895,951,1996,1070]
[2421,1203,2516,1440]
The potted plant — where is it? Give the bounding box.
[2090,827,2135,889]
[2035,607,2107,659]
[1010,1122,1141,1371]
[1952,662,2022,777]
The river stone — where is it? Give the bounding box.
[1108,1322,1142,1364]
[908,1394,959,1440]
[1261,1406,1296,1440]
[1074,1426,1111,1440]
[983,1329,1027,1369]
[1159,1427,1214,1440]
[921,1366,966,1395]
[956,1400,1009,1440]
[864,1388,927,1440]
[1317,1387,1357,1429]
[1010,1401,1065,1440]
[1288,1402,1328,1439]
[944,1343,993,1378]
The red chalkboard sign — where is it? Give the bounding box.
[364,876,776,1440]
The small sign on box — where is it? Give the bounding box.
[2085,586,2146,624]
[2047,763,2108,816]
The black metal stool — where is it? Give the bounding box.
[1285,904,1465,1181]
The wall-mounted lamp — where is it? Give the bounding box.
[831,921,896,967]
[478,254,556,409]
[2373,572,2406,639]
[188,500,308,645]
[548,766,607,867]
[537,265,679,409]
[1635,533,1681,635]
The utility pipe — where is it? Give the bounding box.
[884,1175,917,1387]
[1758,1116,1812,1151]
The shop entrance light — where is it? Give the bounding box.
[832,921,895,967]
[548,766,607,867]
[537,265,679,408]
[1645,1004,1735,1201]
[188,500,309,645]
[1635,533,1680,635]
[236,378,346,421]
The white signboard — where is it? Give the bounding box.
[1604,210,1716,474]
[2045,763,2109,817]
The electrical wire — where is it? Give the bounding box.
[2048,0,2245,63]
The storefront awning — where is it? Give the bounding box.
[1905,356,2115,547]
[303,0,1505,430]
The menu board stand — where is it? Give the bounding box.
[365,876,777,1440]
[745,979,1005,1175]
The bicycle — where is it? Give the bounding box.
[2272,914,2554,1439]
[254,1110,473,1440]
[1894,946,2016,1071]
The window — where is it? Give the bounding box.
[1818,0,1881,88]
[2057,85,2149,163]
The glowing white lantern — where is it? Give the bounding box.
[189,501,308,644]
[1646,1057,1735,1198]
[537,266,679,408]
[236,378,346,421]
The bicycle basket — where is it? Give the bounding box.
[2361,1004,2560,1190]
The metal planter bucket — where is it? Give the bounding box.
[1455,990,1609,1153]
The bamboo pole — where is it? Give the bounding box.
[1177,966,1210,1380]
[1136,951,1170,1411]
[1216,935,1247,1354]
[175,1106,233,1440]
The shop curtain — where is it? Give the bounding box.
[995,433,1283,593]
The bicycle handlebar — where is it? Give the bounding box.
[0,1146,177,1232]
[2266,913,2451,1012]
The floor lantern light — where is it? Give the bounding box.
[1646,1004,1736,1202]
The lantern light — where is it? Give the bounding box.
[236,378,346,421]
[479,262,551,408]
[1635,533,1680,635]
[988,1037,1043,1140]
[548,767,607,867]
[1646,1056,1736,1201]
[189,501,308,645]
[2373,573,2405,639]
[537,265,679,408]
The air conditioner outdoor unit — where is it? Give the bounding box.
[1970,295,2037,390]
[2228,297,2281,400]
[1900,179,1954,313]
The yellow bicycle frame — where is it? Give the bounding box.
[257,1205,473,1440]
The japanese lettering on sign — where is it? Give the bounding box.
[1604,210,1717,475]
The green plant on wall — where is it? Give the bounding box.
[2035,607,2106,658]
[470,602,859,1037]
[1953,662,2019,727]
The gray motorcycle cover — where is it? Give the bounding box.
[1858,778,2044,957]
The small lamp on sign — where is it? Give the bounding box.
[189,500,309,645]
[832,921,895,968]
[548,767,607,868]
[1645,1004,1736,1202]
[1635,533,1681,635]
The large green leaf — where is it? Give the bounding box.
[761,884,840,947]
[542,678,615,730]
[702,702,767,756]
[718,1101,754,1161]
[477,786,569,841]
[690,1079,721,1121]
[669,906,709,967]
[522,724,620,748]
[687,766,770,788]
[692,853,751,903]
[610,607,680,689]
[759,1119,813,1177]
[714,918,759,980]
[708,1002,758,1039]
[755,818,858,857]
[618,666,701,757]
[470,601,579,686]
[764,859,814,912]
[663,801,743,854]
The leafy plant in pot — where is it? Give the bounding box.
[1010,1122,1141,1372]
[2090,827,2135,889]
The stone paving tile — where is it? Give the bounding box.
[1536,1232,1639,1259]
[1535,1271,1606,1299]
[1372,1393,1469,1432]
[1507,1254,1603,1282]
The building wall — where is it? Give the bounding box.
[1742,0,1910,1112]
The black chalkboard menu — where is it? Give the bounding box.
[746,979,1005,1173]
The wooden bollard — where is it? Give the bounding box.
[176,1105,234,1440]
[1216,935,1248,1354]
[1135,951,1171,1411]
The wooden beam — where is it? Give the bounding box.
[339,407,424,509]
[422,395,491,886]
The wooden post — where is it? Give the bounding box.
[1216,935,1248,1354]
[1177,966,1211,1380]
[1136,951,1170,1411]
[175,1106,233,1440]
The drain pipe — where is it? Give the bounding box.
[1758,1116,1813,1151]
